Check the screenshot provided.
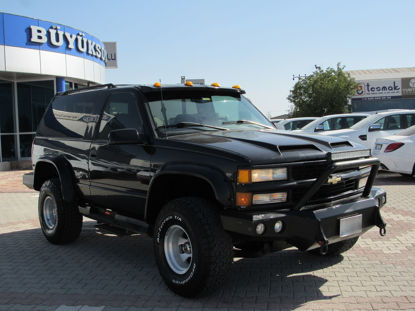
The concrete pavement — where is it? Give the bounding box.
[0,171,414,310]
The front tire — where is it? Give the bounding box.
[38,178,82,244]
[153,197,232,297]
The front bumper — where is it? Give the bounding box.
[221,187,386,251]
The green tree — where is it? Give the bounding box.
[288,64,358,117]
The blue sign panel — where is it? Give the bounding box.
[0,12,106,66]
[0,14,4,45]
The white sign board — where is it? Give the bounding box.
[103,42,117,69]
[354,79,401,98]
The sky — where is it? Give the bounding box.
[2,0,415,117]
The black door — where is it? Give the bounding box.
[89,91,152,219]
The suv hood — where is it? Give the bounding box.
[168,129,366,164]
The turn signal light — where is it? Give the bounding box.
[154,82,161,87]
[236,192,252,207]
[185,81,193,86]
[237,169,251,184]
[384,142,404,153]
[211,82,220,87]
[232,85,241,89]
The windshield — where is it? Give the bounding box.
[147,95,273,136]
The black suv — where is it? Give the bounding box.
[24,83,387,297]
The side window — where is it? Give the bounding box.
[321,120,330,131]
[407,114,415,127]
[383,115,401,130]
[374,117,386,130]
[97,92,142,140]
[284,122,292,130]
[39,92,104,139]
[335,117,350,130]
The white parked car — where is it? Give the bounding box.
[373,125,415,176]
[298,113,370,133]
[319,110,415,149]
[274,117,317,131]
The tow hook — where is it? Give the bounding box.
[318,224,329,255]
[375,206,387,237]
[318,240,329,255]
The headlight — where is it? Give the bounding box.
[238,168,287,183]
[253,192,288,204]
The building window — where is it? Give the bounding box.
[17,81,54,132]
[1,134,17,161]
[0,81,14,133]
[19,134,35,158]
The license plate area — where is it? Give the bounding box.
[339,214,362,237]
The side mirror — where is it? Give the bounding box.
[109,128,143,145]
[314,124,324,132]
[368,124,381,132]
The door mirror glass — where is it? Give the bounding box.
[368,124,382,132]
[109,128,142,144]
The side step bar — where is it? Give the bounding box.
[78,206,149,235]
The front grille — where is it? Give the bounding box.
[311,179,358,200]
[291,179,358,205]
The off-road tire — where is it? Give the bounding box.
[309,237,359,256]
[153,197,233,297]
[38,178,82,244]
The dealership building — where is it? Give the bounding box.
[348,67,415,112]
[0,12,108,170]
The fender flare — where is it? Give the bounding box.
[144,163,234,220]
[34,156,76,202]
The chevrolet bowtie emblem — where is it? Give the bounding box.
[327,175,342,185]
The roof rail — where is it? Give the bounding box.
[58,83,116,96]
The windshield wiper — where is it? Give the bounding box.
[157,122,229,131]
[222,120,274,129]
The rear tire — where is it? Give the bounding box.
[309,237,359,256]
[38,178,82,244]
[153,197,232,297]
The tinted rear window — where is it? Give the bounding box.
[37,91,106,139]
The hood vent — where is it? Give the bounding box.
[278,144,321,153]
[330,141,352,148]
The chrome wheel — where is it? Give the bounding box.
[43,196,57,230]
[164,225,193,274]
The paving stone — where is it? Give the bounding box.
[0,172,415,310]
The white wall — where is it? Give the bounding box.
[1,45,105,84]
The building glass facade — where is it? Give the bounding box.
[0,79,54,162]
[0,12,107,168]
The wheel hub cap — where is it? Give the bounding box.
[164,225,193,274]
[43,196,57,230]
